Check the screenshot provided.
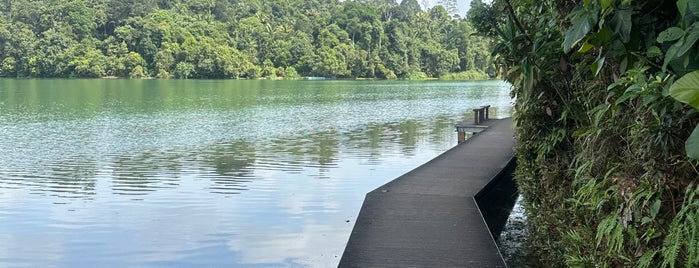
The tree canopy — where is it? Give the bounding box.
[0,0,493,79]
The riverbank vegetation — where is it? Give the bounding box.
[0,0,494,79]
[470,0,699,266]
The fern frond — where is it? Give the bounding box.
[610,220,624,253]
[661,184,699,268]
[661,222,681,268]
[685,203,699,267]
[596,214,617,248]
[636,249,658,268]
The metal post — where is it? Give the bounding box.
[473,108,481,125]
[478,108,485,124]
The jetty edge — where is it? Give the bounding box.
[339,117,514,267]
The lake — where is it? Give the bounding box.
[0,79,512,267]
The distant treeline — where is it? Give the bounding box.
[0,0,494,79]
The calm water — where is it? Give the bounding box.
[0,79,512,267]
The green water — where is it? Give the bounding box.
[0,79,512,267]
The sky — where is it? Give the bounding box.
[419,0,474,17]
[457,0,472,16]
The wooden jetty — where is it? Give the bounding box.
[339,117,514,267]
[456,105,494,143]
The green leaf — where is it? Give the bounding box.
[578,41,594,53]
[690,0,699,17]
[646,46,662,58]
[611,8,632,43]
[608,39,627,57]
[578,30,612,53]
[650,199,661,219]
[615,84,640,105]
[663,37,684,71]
[657,27,685,43]
[588,29,613,46]
[591,56,605,77]
[563,11,595,53]
[687,124,699,159]
[677,25,699,57]
[619,56,628,73]
[678,0,689,18]
[637,250,658,268]
[670,70,699,109]
[643,94,659,106]
[600,0,615,10]
[663,81,672,97]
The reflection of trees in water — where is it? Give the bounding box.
[359,124,384,150]
[203,141,257,194]
[345,119,447,156]
[430,115,458,147]
[111,151,182,195]
[344,120,422,155]
[308,130,340,167]
[16,116,457,199]
[45,157,97,198]
[431,115,453,136]
[270,130,339,166]
[396,120,419,155]
[265,130,340,179]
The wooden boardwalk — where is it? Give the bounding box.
[339,118,514,267]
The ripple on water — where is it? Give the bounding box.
[498,195,530,267]
[0,79,513,267]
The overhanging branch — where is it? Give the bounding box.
[503,0,527,36]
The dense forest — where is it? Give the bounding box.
[471,0,699,266]
[0,0,493,79]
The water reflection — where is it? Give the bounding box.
[111,151,181,195]
[3,118,460,198]
[0,79,513,267]
[47,157,97,198]
[204,141,257,194]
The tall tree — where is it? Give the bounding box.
[436,0,458,17]
[0,0,494,79]
[397,0,422,21]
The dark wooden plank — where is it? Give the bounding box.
[339,118,514,268]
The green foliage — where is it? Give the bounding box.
[440,70,489,80]
[1,57,17,77]
[282,67,301,80]
[478,0,699,266]
[661,185,699,268]
[130,65,147,78]
[562,5,597,53]
[405,71,428,80]
[670,71,699,109]
[262,59,277,78]
[376,63,397,79]
[466,0,498,37]
[174,62,195,79]
[156,69,170,79]
[0,0,495,79]
[685,126,699,159]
